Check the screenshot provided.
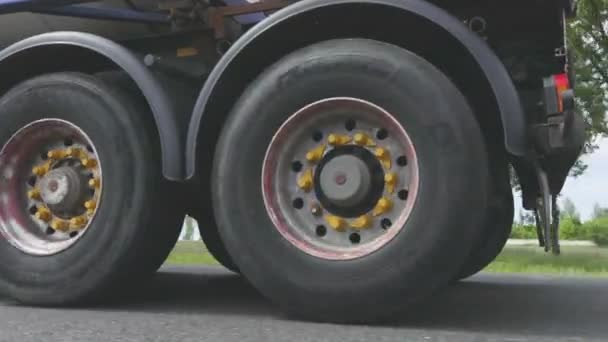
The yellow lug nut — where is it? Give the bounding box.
[351,215,372,230]
[33,161,52,176]
[88,178,101,188]
[47,149,66,160]
[70,216,88,229]
[81,158,97,169]
[327,134,352,146]
[353,133,375,147]
[325,215,346,232]
[297,169,314,192]
[32,166,42,176]
[27,188,41,200]
[372,197,393,217]
[35,207,52,222]
[384,172,398,194]
[84,200,97,210]
[51,219,69,232]
[375,147,392,169]
[375,147,387,158]
[306,144,326,163]
[65,147,82,158]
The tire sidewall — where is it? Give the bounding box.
[458,165,515,280]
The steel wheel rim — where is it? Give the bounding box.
[0,119,103,256]
[262,97,419,260]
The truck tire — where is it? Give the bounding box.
[0,72,183,305]
[212,39,489,323]
[456,165,514,280]
[95,71,187,276]
[197,210,239,272]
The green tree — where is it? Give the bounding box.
[560,197,582,224]
[560,217,584,239]
[518,210,536,225]
[568,0,608,170]
[584,216,608,245]
[592,203,608,219]
[183,216,195,241]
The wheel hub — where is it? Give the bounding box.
[262,97,419,260]
[0,119,103,256]
[319,155,370,206]
[314,146,385,218]
[39,167,86,212]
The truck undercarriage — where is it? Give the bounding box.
[0,0,585,323]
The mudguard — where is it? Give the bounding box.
[0,31,183,180]
[186,0,528,179]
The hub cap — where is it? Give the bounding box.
[0,119,103,256]
[319,154,371,206]
[262,97,419,260]
[39,167,86,210]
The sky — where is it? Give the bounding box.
[559,138,608,221]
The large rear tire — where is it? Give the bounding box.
[196,210,239,272]
[456,163,514,280]
[212,39,490,323]
[0,72,183,305]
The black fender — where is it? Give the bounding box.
[186,0,528,179]
[0,32,183,180]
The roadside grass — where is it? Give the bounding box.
[485,245,608,276]
[166,241,608,277]
[166,241,218,265]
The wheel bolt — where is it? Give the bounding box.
[384,172,398,194]
[351,215,372,230]
[32,166,43,176]
[88,178,101,188]
[297,169,314,192]
[66,148,76,157]
[70,216,88,229]
[84,200,97,210]
[325,215,346,232]
[51,219,69,232]
[47,149,66,160]
[35,207,52,222]
[374,147,392,169]
[327,134,352,146]
[375,147,387,158]
[311,203,323,217]
[81,158,97,168]
[372,197,393,217]
[306,144,326,163]
[27,188,41,200]
[32,164,49,177]
[353,133,375,147]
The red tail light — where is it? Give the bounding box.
[553,73,571,112]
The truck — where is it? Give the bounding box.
[0,0,584,323]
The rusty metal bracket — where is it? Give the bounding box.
[208,0,290,39]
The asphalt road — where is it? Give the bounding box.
[1,266,607,342]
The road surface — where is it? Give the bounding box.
[0,266,607,342]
